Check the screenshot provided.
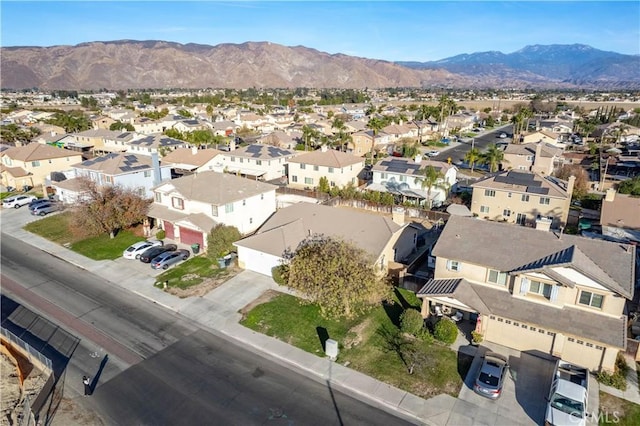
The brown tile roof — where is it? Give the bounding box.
[154,170,276,205]
[288,149,364,168]
[1,143,80,162]
[1,166,30,177]
[504,142,561,158]
[161,148,222,168]
[432,215,636,298]
[601,193,640,230]
[234,202,403,259]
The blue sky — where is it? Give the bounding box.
[2,1,639,61]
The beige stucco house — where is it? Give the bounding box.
[0,143,83,189]
[502,142,563,175]
[417,215,636,372]
[286,146,364,190]
[160,147,224,176]
[470,170,574,229]
[234,203,420,276]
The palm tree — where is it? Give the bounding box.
[414,165,446,208]
[366,117,384,164]
[464,147,482,173]
[481,143,505,173]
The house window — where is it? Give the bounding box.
[256,160,262,165]
[526,155,534,162]
[484,189,495,197]
[446,260,461,272]
[291,176,298,182]
[579,290,603,308]
[154,193,162,203]
[488,269,507,285]
[231,157,236,162]
[225,203,234,213]
[239,158,244,163]
[540,197,550,205]
[171,197,184,210]
[314,165,319,171]
[105,176,113,184]
[507,192,512,198]
[144,170,151,178]
[31,161,40,167]
[380,173,386,179]
[521,194,530,202]
[503,209,511,217]
[261,193,264,200]
[242,199,246,206]
[399,175,406,182]
[529,280,552,299]
[480,206,489,214]
[329,167,334,173]
[300,163,306,169]
[211,205,218,217]
[249,218,253,224]
[330,181,336,187]
[304,177,313,185]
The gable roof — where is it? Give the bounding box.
[287,149,363,168]
[1,143,80,162]
[161,148,222,168]
[228,144,296,160]
[154,170,276,205]
[504,142,562,158]
[432,215,636,298]
[601,192,640,230]
[373,156,453,176]
[235,203,403,259]
[74,153,153,175]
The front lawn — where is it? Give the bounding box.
[599,392,640,425]
[241,288,471,398]
[71,230,144,260]
[154,256,234,289]
[23,212,81,245]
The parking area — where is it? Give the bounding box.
[454,344,556,425]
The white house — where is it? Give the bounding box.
[220,144,297,181]
[160,147,225,176]
[52,153,171,204]
[367,155,457,207]
[148,171,277,248]
[126,134,188,156]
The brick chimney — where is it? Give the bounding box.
[534,141,543,167]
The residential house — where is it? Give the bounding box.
[257,131,299,150]
[367,155,457,207]
[220,144,297,181]
[72,129,122,153]
[417,215,636,372]
[521,130,563,146]
[211,120,237,137]
[286,146,364,190]
[600,188,640,243]
[502,142,563,175]
[444,111,476,134]
[0,144,82,189]
[172,119,208,133]
[470,170,574,228]
[148,171,277,247]
[382,123,419,143]
[132,116,177,135]
[52,153,171,203]
[161,147,224,176]
[234,203,421,276]
[91,115,117,130]
[102,131,145,153]
[126,134,188,156]
[348,130,393,157]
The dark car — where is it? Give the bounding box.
[139,244,178,263]
[150,249,190,270]
[28,198,51,211]
[473,352,509,399]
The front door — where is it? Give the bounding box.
[516,213,526,226]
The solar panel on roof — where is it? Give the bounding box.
[526,186,549,195]
[246,145,261,153]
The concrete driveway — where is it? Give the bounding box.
[454,344,555,426]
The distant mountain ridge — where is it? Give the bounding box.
[397,44,640,88]
[1,40,638,90]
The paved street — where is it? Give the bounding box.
[430,124,513,165]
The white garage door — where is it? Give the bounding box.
[238,246,282,276]
[484,315,554,354]
[562,338,605,371]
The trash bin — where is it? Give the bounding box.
[191,243,200,254]
[217,258,227,269]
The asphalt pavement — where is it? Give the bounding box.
[1,205,547,425]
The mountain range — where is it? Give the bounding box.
[1,40,638,91]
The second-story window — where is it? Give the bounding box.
[225,203,234,214]
[529,280,552,299]
[314,165,319,171]
[480,206,489,213]
[522,194,530,202]
[256,160,262,165]
[484,189,495,197]
[446,260,461,272]
[487,270,507,285]
[540,197,550,205]
[154,193,162,203]
[579,290,603,309]
[172,197,184,210]
[31,160,40,167]
[211,205,218,217]
[300,163,306,170]
[329,167,334,173]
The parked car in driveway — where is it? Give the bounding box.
[30,202,61,216]
[150,249,190,270]
[473,352,509,399]
[123,240,164,259]
[3,194,36,209]
[28,198,51,210]
[139,244,178,263]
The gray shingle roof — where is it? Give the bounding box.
[432,216,636,298]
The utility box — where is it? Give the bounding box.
[325,339,339,360]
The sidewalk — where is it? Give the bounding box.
[599,355,640,404]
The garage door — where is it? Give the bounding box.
[562,338,605,371]
[180,226,204,246]
[238,246,282,276]
[163,221,175,240]
[484,315,554,354]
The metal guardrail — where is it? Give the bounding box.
[1,326,53,373]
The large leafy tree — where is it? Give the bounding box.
[71,178,152,238]
[617,176,640,196]
[283,234,391,319]
[414,165,446,208]
[45,110,92,133]
[206,224,241,259]
[554,165,590,199]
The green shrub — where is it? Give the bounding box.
[433,318,458,344]
[596,353,628,391]
[271,265,288,286]
[400,309,424,336]
[206,224,241,259]
[156,229,166,240]
[417,328,434,344]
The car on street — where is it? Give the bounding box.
[3,194,37,209]
[427,150,440,157]
[473,352,509,399]
[30,202,61,216]
[150,249,190,270]
[499,132,508,139]
[123,240,164,259]
[28,198,52,211]
[139,244,178,263]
